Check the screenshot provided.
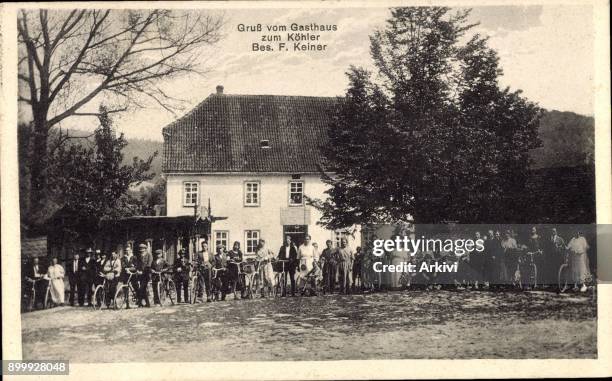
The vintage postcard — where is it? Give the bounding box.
[1,0,610,379]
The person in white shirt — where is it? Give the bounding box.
[298,235,318,273]
[277,235,298,296]
[567,231,590,292]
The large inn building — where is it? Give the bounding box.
[162,86,360,257]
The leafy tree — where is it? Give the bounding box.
[18,9,224,223]
[128,177,167,216]
[314,7,542,227]
[51,107,156,243]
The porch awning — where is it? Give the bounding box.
[100,214,227,241]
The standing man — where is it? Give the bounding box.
[277,235,298,296]
[527,226,543,288]
[174,249,190,303]
[320,240,337,294]
[151,250,167,306]
[135,243,153,307]
[79,248,95,306]
[195,241,213,303]
[107,251,122,306]
[471,231,485,289]
[66,250,81,306]
[211,245,228,301]
[121,246,138,309]
[352,246,363,292]
[482,230,496,289]
[94,250,104,287]
[337,237,354,294]
[546,227,566,286]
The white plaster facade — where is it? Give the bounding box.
[165,172,360,256]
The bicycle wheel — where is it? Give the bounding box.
[529,264,538,289]
[27,287,36,311]
[44,286,53,309]
[279,273,286,296]
[166,279,176,305]
[512,264,522,290]
[93,285,105,310]
[558,264,570,292]
[211,275,220,301]
[243,274,252,299]
[146,282,155,305]
[158,281,166,305]
[273,274,282,297]
[189,276,198,304]
[114,285,126,309]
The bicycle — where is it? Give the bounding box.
[24,278,51,311]
[227,260,246,300]
[557,250,572,293]
[92,274,111,310]
[211,267,227,301]
[272,259,289,297]
[152,268,176,306]
[189,264,213,303]
[113,271,139,309]
[241,259,258,299]
[514,250,541,290]
[558,250,595,293]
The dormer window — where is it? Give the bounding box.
[260,139,270,149]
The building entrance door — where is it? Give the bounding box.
[283,225,308,247]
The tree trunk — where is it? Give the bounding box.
[28,108,50,224]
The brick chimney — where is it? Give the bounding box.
[216,85,224,95]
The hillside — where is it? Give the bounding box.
[529,110,594,169]
[123,138,163,178]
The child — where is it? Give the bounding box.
[298,260,322,296]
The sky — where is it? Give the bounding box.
[34,5,595,141]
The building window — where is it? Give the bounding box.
[244,181,260,206]
[289,181,304,206]
[183,182,199,206]
[214,231,229,252]
[244,230,260,255]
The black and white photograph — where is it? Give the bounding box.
[1,1,610,379]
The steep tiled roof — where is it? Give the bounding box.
[162,93,342,173]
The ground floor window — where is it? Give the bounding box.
[245,230,260,255]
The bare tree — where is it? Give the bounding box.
[18,9,224,218]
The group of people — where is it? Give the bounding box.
[23,244,169,309]
[182,234,360,302]
[22,226,594,311]
[23,256,66,308]
[382,227,593,292]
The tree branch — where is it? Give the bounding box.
[48,10,109,104]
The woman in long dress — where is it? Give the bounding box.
[567,231,590,292]
[46,257,66,306]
